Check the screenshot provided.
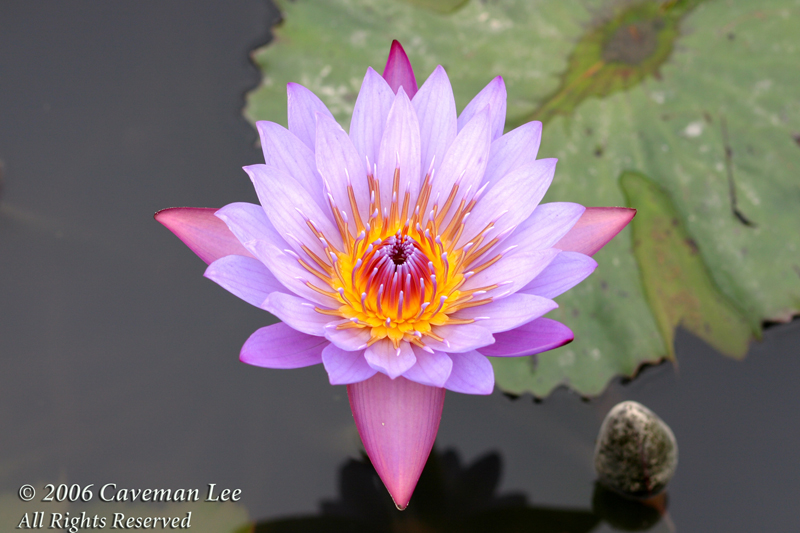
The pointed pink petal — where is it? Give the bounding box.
[382,40,418,99]
[154,207,253,265]
[347,373,444,509]
[240,323,326,369]
[478,318,574,357]
[553,207,636,256]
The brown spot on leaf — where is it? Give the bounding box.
[603,20,661,65]
[684,238,699,255]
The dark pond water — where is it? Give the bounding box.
[1,2,798,531]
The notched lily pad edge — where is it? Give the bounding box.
[510,168,793,400]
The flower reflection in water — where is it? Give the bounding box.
[246,448,671,533]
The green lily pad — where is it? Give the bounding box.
[246,0,800,397]
[622,171,756,360]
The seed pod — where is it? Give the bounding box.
[594,401,678,498]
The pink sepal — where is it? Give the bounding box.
[554,207,636,256]
[347,373,444,510]
[154,207,254,265]
[382,40,418,99]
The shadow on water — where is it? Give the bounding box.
[246,448,670,533]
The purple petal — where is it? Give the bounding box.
[478,318,574,357]
[444,350,494,395]
[500,202,585,251]
[262,292,331,337]
[215,203,338,307]
[376,87,421,210]
[324,322,372,351]
[520,251,597,299]
[457,76,506,140]
[315,113,371,230]
[347,373,444,509]
[482,121,542,186]
[155,207,253,265]
[350,67,395,173]
[215,202,287,253]
[460,158,557,246]
[322,344,377,385]
[245,164,342,255]
[382,40,418,99]
[412,65,456,181]
[256,121,325,208]
[454,293,558,333]
[553,207,636,256]
[424,323,495,353]
[364,339,416,379]
[287,82,334,150]
[240,322,326,368]
[204,255,283,308]
[244,239,340,309]
[215,203,281,257]
[428,105,492,214]
[402,347,453,388]
[463,248,560,298]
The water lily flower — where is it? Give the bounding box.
[156,41,634,510]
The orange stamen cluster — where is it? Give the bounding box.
[298,163,504,350]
